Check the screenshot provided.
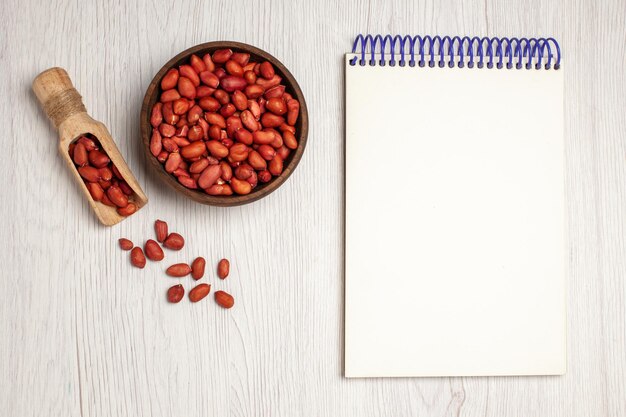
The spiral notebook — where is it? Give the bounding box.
[344,35,565,377]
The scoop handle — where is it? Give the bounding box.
[32,67,87,129]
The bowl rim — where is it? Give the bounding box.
[140,41,308,206]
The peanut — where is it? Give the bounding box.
[189,283,211,302]
[221,76,247,92]
[172,98,190,115]
[190,54,207,73]
[159,123,176,138]
[219,103,236,117]
[162,101,179,124]
[154,219,168,242]
[266,97,287,115]
[220,162,233,180]
[214,290,234,309]
[167,284,185,303]
[162,138,178,153]
[179,65,200,87]
[202,53,215,72]
[235,164,254,180]
[87,182,104,201]
[287,99,300,125]
[232,90,247,110]
[232,53,250,66]
[199,71,219,88]
[261,112,285,128]
[144,239,165,261]
[230,177,251,195]
[118,238,133,250]
[264,85,285,99]
[160,89,181,103]
[212,49,233,64]
[258,144,276,161]
[165,152,182,173]
[228,143,249,162]
[189,158,210,174]
[244,84,264,99]
[225,60,244,77]
[78,166,100,182]
[116,202,137,216]
[161,69,179,90]
[177,77,196,99]
[178,175,197,189]
[258,169,271,183]
[191,257,206,280]
[248,150,267,170]
[283,130,298,150]
[73,142,88,166]
[269,155,284,176]
[163,232,185,250]
[240,110,259,131]
[118,181,133,195]
[187,105,203,124]
[198,164,222,189]
[88,150,110,168]
[106,186,128,208]
[252,130,274,145]
[150,129,163,156]
[196,85,215,98]
[256,74,282,90]
[244,70,257,85]
[130,247,146,268]
[150,102,163,127]
[181,141,206,159]
[166,263,192,277]
[235,128,253,145]
[259,62,275,79]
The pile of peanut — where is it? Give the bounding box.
[149,49,300,195]
[69,134,137,216]
[119,219,234,307]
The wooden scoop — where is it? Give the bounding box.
[33,67,148,226]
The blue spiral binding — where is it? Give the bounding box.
[349,34,561,70]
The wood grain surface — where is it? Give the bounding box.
[1,0,625,416]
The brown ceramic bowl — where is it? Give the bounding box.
[140,41,308,206]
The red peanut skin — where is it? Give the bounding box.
[144,239,165,261]
[87,182,104,201]
[130,247,146,268]
[198,165,222,189]
[166,263,192,277]
[214,290,234,308]
[287,99,300,125]
[189,284,211,302]
[191,257,206,280]
[106,186,128,208]
[155,220,168,242]
[161,69,179,90]
[117,203,138,217]
[118,238,133,250]
[73,142,88,166]
[167,284,185,303]
[163,233,185,250]
[179,65,200,86]
[178,175,198,189]
[217,258,230,279]
[190,54,207,73]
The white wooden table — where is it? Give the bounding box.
[1,0,625,415]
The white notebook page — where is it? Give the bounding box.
[345,54,565,377]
